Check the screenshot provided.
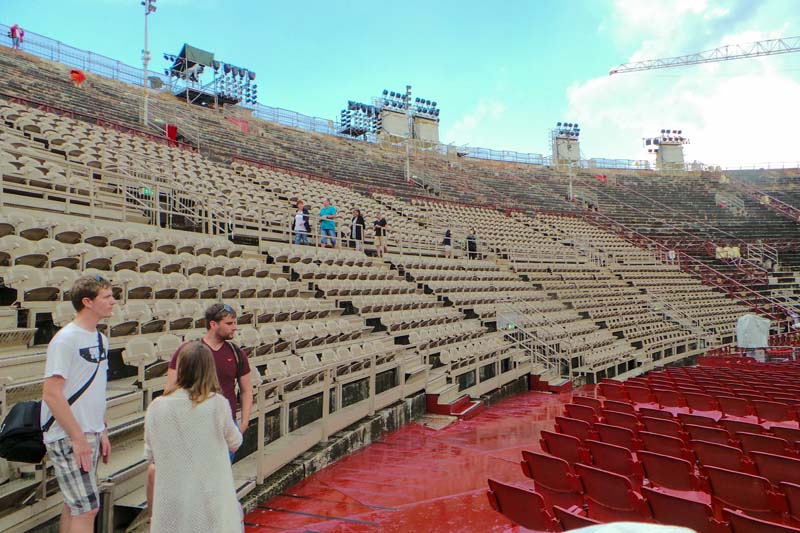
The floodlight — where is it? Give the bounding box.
[557,122,562,126]
[223,64,231,75]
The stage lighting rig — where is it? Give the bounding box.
[338,100,382,138]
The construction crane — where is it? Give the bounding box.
[609,35,800,75]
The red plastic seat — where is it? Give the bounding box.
[720,419,765,437]
[780,481,800,524]
[554,416,595,442]
[653,388,689,415]
[640,431,695,462]
[752,400,798,426]
[604,399,635,413]
[599,382,628,401]
[638,407,673,420]
[574,463,652,522]
[679,412,720,427]
[643,487,727,533]
[602,409,641,433]
[564,403,599,425]
[596,422,641,450]
[625,385,658,407]
[540,430,590,465]
[718,396,757,421]
[772,426,800,445]
[573,395,602,414]
[520,450,583,509]
[552,505,601,530]
[641,416,689,444]
[585,439,643,489]
[693,440,757,474]
[638,450,708,497]
[486,478,561,532]
[752,452,800,487]
[738,432,794,457]
[685,424,733,446]
[724,507,800,533]
[683,392,723,418]
[705,465,788,522]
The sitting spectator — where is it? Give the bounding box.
[145,341,243,533]
[350,208,365,251]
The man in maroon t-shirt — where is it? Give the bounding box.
[166,303,252,429]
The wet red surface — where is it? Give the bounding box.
[245,388,591,532]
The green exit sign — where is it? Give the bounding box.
[141,187,152,196]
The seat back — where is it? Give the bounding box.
[643,486,721,533]
[718,396,752,418]
[752,401,796,423]
[602,410,640,432]
[693,440,753,473]
[771,426,800,444]
[574,463,651,522]
[586,439,642,487]
[705,465,786,521]
[539,430,587,465]
[519,450,582,509]
[554,416,593,442]
[573,396,602,413]
[638,450,702,491]
[683,392,720,413]
[485,479,560,532]
[604,399,635,414]
[638,407,673,420]
[599,382,628,401]
[625,385,655,404]
[724,507,800,533]
[641,416,686,441]
[738,432,792,457]
[564,403,597,424]
[685,424,731,446]
[595,423,639,451]
[752,452,800,487]
[640,431,693,462]
[653,388,685,408]
[780,481,800,524]
[720,419,764,436]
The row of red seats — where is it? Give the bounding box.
[488,450,800,532]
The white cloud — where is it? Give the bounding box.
[443,99,507,147]
[570,1,800,167]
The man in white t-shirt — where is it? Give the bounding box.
[42,275,115,532]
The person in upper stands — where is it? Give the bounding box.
[145,341,243,533]
[350,208,365,251]
[373,212,388,257]
[41,275,114,533]
[467,229,478,260]
[443,229,453,258]
[292,200,311,245]
[9,24,23,51]
[319,198,337,248]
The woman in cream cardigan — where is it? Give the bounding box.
[145,341,243,532]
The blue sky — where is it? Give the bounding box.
[4,0,800,166]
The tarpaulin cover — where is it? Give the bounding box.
[173,44,214,70]
[736,314,770,348]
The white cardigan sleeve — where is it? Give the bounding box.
[217,395,243,451]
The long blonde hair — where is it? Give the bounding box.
[168,341,220,405]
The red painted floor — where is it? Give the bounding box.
[245,388,591,532]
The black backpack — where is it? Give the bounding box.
[0,331,103,463]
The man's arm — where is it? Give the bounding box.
[238,372,253,433]
[42,376,95,471]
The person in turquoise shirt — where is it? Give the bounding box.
[319,198,338,248]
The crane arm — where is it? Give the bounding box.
[609,35,800,75]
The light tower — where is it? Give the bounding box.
[550,121,581,166]
[643,129,690,171]
[141,0,157,125]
